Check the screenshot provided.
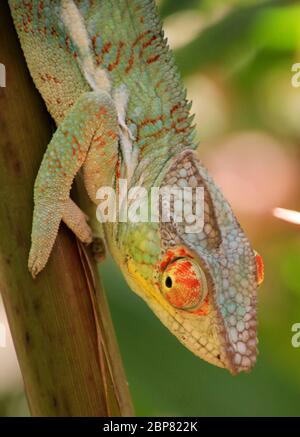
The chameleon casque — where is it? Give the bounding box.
[9,0,264,374]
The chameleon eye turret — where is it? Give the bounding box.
[254,251,264,286]
[161,257,208,311]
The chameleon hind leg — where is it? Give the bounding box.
[62,198,92,244]
[29,90,119,277]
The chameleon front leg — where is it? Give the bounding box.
[29,90,119,277]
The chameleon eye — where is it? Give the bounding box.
[254,250,264,286]
[161,258,208,311]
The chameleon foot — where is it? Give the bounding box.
[62,198,93,244]
[91,237,106,262]
[29,91,118,277]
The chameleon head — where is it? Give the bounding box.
[123,150,264,374]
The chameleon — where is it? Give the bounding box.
[9,0,264,374]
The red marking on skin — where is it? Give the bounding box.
[65,36,71,52]
[141,115,163,126]
[155,79,164,90]
[51,27,58,37]
[191,296,209,316]
[55,158,62,169]
[39,73,61,84]
[170,103,189,133]
[160,249,177,272]
[171,121,188,134]
[94,136,106,150]
[159,248,193,272]
[96,41,112,65]
[115,157,122,198]
[174,260,193,274]
[139,35,157,58]
[139,144,147,156]
[176,276,200,290]
[45,98,53,107]
[115,158,121,181]
[108,41,125,71]
[107,130,118,140]
[146,54,160,64]
[125,59,134,74]
[71,136,81,157]
[135,116,167,144]
[136,127,170,144]
[138,115,163,135]
[25,13,32,24]
[22,1,33,12]
[255,252,264,285]
[170,103,181,116]
[22,15,29,33]
[108,152,118,165]
[96,106,107,118]
[177,263,197,278]
[102,42,112,54]
[91,35,97,50]
[37,1,44,19]
[125,30,151,73]
[178,247,192,258]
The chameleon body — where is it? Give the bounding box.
[9,0,263,374]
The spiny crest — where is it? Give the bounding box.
[116,0,196,152]
[63,0,196,155]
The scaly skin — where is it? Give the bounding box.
[9,0,263,374]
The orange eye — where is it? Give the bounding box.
[254,251,264,285]
[161,258,208,310]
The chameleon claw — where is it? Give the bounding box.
[28,251,45,279]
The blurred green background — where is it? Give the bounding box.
[1,0,300,416]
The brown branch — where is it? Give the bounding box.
[0,1,133,417]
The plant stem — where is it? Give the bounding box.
[0,1,133,417]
